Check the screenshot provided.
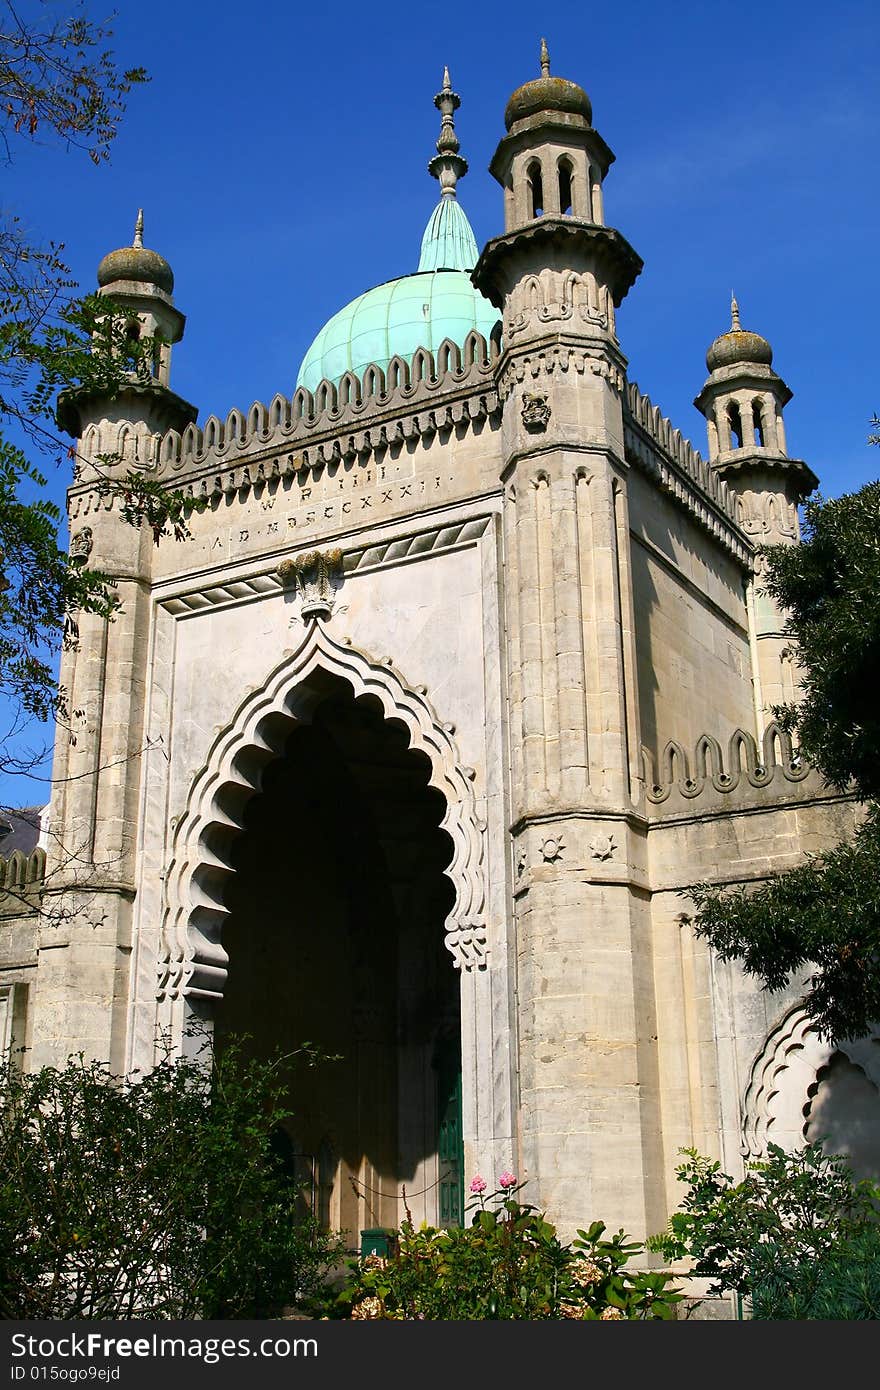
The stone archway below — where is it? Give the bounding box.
[156,619,490,1229]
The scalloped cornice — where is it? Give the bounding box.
[71,331,501,490]
[642,723,813,809]
[623,381,751,567]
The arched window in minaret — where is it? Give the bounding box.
[752,399,766,447]
[558,157,573,215]
[727,401,744,449]
[527,160,544,218]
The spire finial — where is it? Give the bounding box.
[540,37,550,76]
[133,208,144,249]
[731,292,741,331]
[430,67,467,198]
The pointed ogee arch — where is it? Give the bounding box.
[158,621,488,1010]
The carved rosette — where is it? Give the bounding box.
[278,547,343,619]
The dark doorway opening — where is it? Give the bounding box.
[215,673,463,1240]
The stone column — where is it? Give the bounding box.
[31,491,153,1072]
[498,348,659,1238]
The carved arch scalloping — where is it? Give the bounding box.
[741,1004,880,1159]
[158,621,488,1006]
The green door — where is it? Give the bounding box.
[437,1043,464,1227]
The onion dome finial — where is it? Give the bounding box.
[429,66,468,197]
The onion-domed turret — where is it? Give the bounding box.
[57,209,195,440]
[706,297,772,372]
[504,38,592,131]
[97,210,174,295]
[694,295,816,511]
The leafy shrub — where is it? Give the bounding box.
[0,1039,344,1319]
[649,1144,880,1319]
[334,1176,681,1320]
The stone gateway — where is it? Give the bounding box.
[2,46,878,1252]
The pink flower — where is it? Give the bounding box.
[469,1175,487,1194]
[499,1170,517,1189]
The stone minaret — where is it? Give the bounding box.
[473,46,659,1235]
[33,215,196,1071]
[694,298,817,725]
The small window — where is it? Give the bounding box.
[528,161,544,218]
[558,159,573,215]
[728,402,744,449]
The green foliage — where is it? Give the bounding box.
[333,1181,681,1320]
[0,0,147,165]
[649,1144,880,1319]
[763,484,880,801]
[757,1225,880,1320]
[0,1039,344,1319]
[690,805,880,1042]
[0,11,202,747]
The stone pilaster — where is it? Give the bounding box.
[31,497,154,1072]
[30,216,195,1072]
[473,93,665,1222]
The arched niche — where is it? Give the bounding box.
[741,1005,880,1181]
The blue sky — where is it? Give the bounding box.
[3,0,879,804]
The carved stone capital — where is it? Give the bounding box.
[277,547,343,619]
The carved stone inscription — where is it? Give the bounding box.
[147,457,466,576]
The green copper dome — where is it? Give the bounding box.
[296,266,498,393]
[296,70,500,393]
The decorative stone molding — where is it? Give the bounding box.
[68,332,502,495]
[344,516,491,576]
[732,489,799,542]
[154,516,493,618]
[497,344,627,400]
[277,548,343,619]
[472,218,643,314]
[505,272,611,342]
[741,1005,880,1159]
[642,722,810,804]
[158,624,488,1020]
[521,393,551,432]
